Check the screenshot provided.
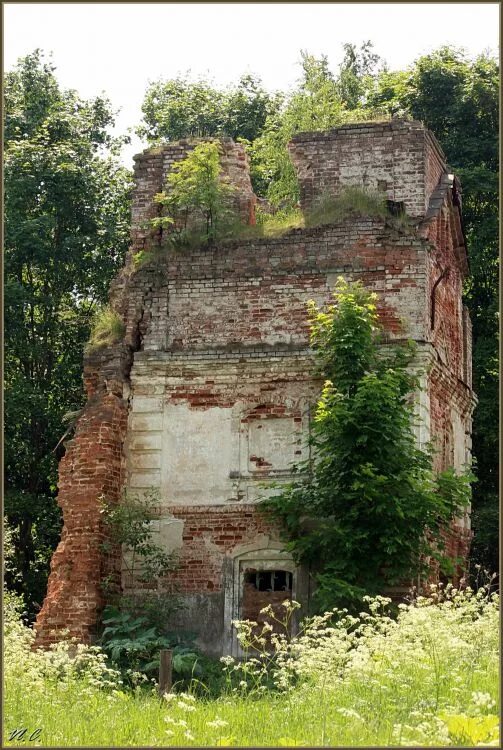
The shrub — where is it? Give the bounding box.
[99,604,200,687]
[262,278,473,611]
[153,141,238,247]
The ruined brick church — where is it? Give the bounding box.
[35,120,475,656]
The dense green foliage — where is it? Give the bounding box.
[136,46,384,205]
[99,605,200,687]
[138,73,281,144]
[4,51,132,618]
[151,141,238,249]
[5,587,499,746]
[262,280,472,610]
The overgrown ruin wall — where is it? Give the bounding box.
[35,121,475,653]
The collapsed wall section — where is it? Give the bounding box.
[34,347,131,645]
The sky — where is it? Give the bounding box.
[3,2,500,167]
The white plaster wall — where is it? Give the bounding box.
[125,357,316,509]
[160,403,238,505]
[413,372,431,450]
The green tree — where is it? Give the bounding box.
[262,280,472,611]
[153,141,236,246]
[138,75,226,142]
[4,50,132,619]
[249,46,384,207]
[221,73,281,143]
[337,40,380,109]
[367,47,499,572]
[137,72,279,144]
[249,51,345,207]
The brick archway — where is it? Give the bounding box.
[223,539,304,656]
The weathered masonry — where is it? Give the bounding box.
[35,121,476,655]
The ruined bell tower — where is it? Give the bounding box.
[35,121,475,655]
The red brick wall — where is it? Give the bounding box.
[34,345,134,646]
[35,126,475,649]
[34,390,128,646]
[157,505,279,593]
[125,220,431,354]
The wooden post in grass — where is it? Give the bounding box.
[159,649,173,695]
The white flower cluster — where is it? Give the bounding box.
[4,591,122,695]
[220,585,499,715]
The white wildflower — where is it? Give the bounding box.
[207,718,229,729]
[471,691,496,711]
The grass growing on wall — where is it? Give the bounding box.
[86,306,125,352]
[4,586,499,747]
[305,186,388,226]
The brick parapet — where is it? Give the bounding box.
[288,119,447,220]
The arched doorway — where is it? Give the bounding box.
[223,539,308,656]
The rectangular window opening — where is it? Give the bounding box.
[244,569,293,592]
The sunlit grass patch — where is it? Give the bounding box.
[86,305,125,351]
[4,587,499,747]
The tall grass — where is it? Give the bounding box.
[86,305,125,352]
[4,586,499,747]
[305,186,388,227]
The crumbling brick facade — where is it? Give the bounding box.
[35,121,475,654]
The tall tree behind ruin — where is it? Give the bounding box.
[4,50,132,618]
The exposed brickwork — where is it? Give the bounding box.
[288,119,448,218]
[156,505,279,593]
[34,371,129,645]
[128,137,255,257]
[36,121,476,653]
